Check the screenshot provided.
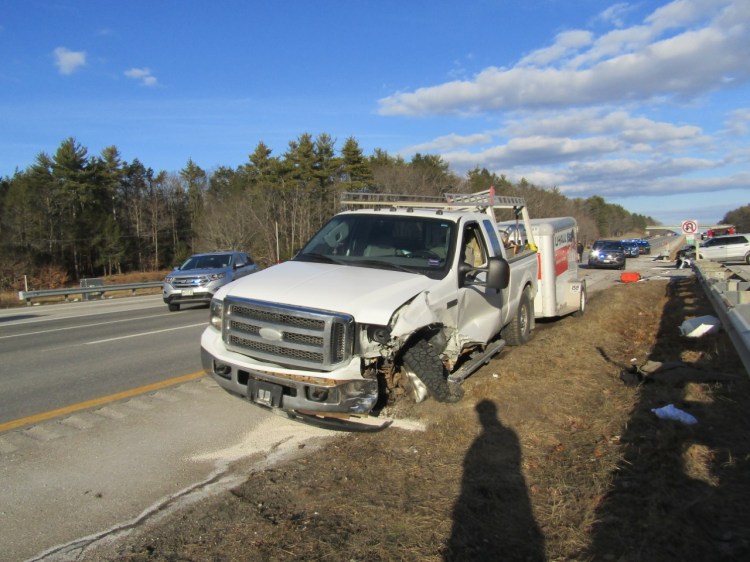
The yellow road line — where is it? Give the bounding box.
[0,370,207,433]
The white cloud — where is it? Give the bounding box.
[53,47,86,75]
[404,132,493,153]
[518,30,593,67]
[594,3,635,28]
[502,109,703,146]
[412,104,731,203]
[375,0,749,223]
[493,157,742,202]
[724,108,750,135]
[124,67,158,87]
[441,135,622,171]
[378,0,749,115]
[404,108,707,175]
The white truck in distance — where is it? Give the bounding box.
[201,189,553,430]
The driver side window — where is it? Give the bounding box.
[462,224,487,268]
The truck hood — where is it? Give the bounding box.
[218,261,437,325]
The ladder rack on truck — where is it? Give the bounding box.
[341,187,538,249]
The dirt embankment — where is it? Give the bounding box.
[83,277,750,561]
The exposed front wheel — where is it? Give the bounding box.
[504,290,533,346]
[401,339,463,403]
[168,303,180,312]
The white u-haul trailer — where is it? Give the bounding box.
[498,216,586,319]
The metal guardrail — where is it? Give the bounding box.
[694,261,750,376]
[18,281,163,305]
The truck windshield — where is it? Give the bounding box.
[295,214,456,280]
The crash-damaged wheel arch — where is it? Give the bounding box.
[384,292,463,405]
[398,330,463,404]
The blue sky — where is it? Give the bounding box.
[1,0,748,227]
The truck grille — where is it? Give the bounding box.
[222,297,354,371]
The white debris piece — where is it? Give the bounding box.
[679,315,720,338]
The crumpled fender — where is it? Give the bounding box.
[390,291,440,339]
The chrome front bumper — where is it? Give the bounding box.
[201,347,379,416]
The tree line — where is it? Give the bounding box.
[722,205,750,233]
[0,135,658,291]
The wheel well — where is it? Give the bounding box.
[398,324,445,359]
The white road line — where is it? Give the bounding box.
[85,323,207,344]
[0,300,164,326]
[0,313,176,340]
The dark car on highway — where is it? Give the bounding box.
[588,240,627,270]
[634,239,651,254]
[621,240,640,258]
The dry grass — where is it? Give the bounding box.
[83,278,750,561]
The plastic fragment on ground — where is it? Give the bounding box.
[620,272,641,283]
[651,404,698,425]
[679,315,720,338]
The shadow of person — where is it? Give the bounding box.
[445,400,545,561]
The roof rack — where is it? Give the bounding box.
[340,187,537,250]
[340,187,527,211]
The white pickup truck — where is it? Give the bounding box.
[201,189,540,430]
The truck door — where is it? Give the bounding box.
[454,221,504,344]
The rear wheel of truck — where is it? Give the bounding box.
[402,339,463,403]
[504,289,532,346]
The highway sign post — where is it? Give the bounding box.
[681,219,700,259]
[681,219,698,235]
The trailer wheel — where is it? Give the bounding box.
[402,339,463,403]
[572,282,587,317]
[504,289,532,346]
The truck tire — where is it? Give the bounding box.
[402,339,463,403]
[572,282,586,317]
[503,289,532,346]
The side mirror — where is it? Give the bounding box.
[458,257,509,290]
[486,257,510,290]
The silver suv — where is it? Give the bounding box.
[698,234,750,264]
[163,251,258,311]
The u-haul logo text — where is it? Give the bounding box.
[554,229,575,249]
